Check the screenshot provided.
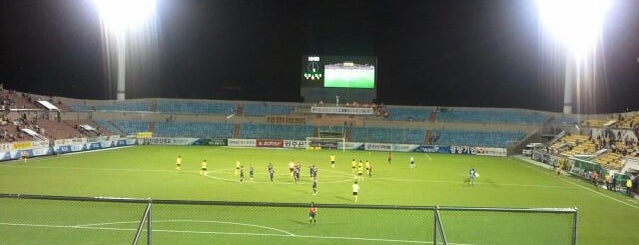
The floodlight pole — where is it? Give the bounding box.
[116,31,127,101]
[563,57,574,114]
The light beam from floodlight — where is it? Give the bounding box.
[536,0,611,114]
[94,0,157,100]
[536,0,610,58]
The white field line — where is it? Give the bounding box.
[373,177,579,190]
[0,221,477,245]
[510,158,639,210]
[75,219,295,236]
[424,153,432,161]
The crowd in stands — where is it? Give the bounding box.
[592,129,639,157]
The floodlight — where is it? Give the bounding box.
[94,0,157,33]
[536,0,611,57]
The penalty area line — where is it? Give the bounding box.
[0,222,476,244]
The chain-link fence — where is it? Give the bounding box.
[0,194,577,245]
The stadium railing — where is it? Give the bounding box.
[0,194,578,245]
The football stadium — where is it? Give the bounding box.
[1,0,639,244]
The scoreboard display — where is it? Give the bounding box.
[301,56,377,89]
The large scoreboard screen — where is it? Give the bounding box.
[302,56,377,89]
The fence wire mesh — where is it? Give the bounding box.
[0,194,577,245]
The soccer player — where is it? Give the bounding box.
[200,160,208,176]
[352,181,360,202]
[311,165,318,180]
[387,152,392,164]
[366,160,372,177]
[357,164,364,181]
[469,168,476,185]
[239,166,245,183]
[293,165,301,184]
[351,159,357,173]
[267,163,275,182]
[20,152,28,163]
[308,164,314,180]
[176,155,182,170]
[312,178,318,195]
[309,202,317,224]
[288,161,296,176]
[235,161,241,175]
[409,156,415,168]
[330,154,336,168]
[249,166,254,181]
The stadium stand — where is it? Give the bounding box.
[594,152,624,170]
[431,130,525,147]
[242,102,291,116]
[350,127,425,144]
[436,108,548,124]
[157,100,237,115]
[239,123,315,140]
[386,107,431,121]
[155,122,234,138]
[67,100,150,112]
[549,134,596,157]
[94,120,149,135]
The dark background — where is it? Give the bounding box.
[1,0,638,113]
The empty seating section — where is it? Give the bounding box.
[95,120,122,135]
[243,103,291,116]
[68,100,149,112]
[350,127,425,144]
[239,124,314,140]
[155,122,233,138]
[98,120,149,135]
[433,130,525,147]
[157,100,236,114]
[594,152,624,170]
[583,119,610,127]
[436,109,547,124]
[387,108,431,121]
[550,134,596,157]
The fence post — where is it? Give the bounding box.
[433,206,438,245]
[147,198,152,245]
[572,207,578,245]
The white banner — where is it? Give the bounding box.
[284,140,308,149]
[311,106,374,115]
[338,142,364,150]
[392,144,420,152]
[621,157,639,174]
[146,137,199,145]
[54,138,87,147]
[0,143,12,151]
[31,141,50,149]
[471,147,507,157]
[365,143,393,151]
[227,139,257,147]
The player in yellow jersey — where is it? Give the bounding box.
[235,161,241,175]
[176,155,182,170]
[200,160,208,176]
[351,159,356,173]
[357,164,364,181]
[330,154,336,168]
[20,152,28,163]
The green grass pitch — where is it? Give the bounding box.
[1,145,638,244]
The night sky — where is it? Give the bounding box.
[1,0,638,113]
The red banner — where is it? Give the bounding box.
[256,139,284,148]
